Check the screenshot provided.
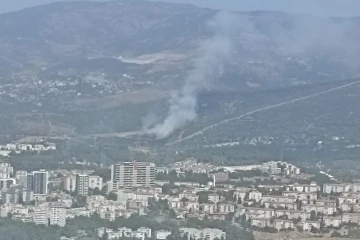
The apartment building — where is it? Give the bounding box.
[63,175,76,192]
[89,175,103,190]
[33,204,49,226]
[49,203,66,227]
[27,170,48,195]
[111,162,155,190]
[76,174,89,196]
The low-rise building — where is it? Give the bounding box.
[251,218,271,228]
[208,194,220,203]
[274,219,295,231]
[323,216,341,227]
[156,230,172,240]
[287,182,319,193]
[323,183,360,194]
[179,228,226,240]
[275,209,310,220]
[302,221,321,231]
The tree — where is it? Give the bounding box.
[162,184,174,194]
[102,229,109,240]
[310,210,317,221]
[197,191,210,204]
[108,192,117,201]
[169,209,177,218]
[292,217,302,224]
[181,197,189,202]
[331,231,342,237]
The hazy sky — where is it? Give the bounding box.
[1,0,360,17]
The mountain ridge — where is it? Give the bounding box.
[0,0,359,90]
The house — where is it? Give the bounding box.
[179,228,226,240]
[238,207,275,219]
[185,201,200,212]
[233,188,249,201]
[262,195,296,203]
[274,219,294,231]
[323,216,341,227]
[208,194,220,203]
[251,218,271,228]
[137,227,152,239]
[339,202,360,212]
[201,203,217,214]
[264,201,297,210]
[156,230,172,240]
[302,221,321,231]
[316,199,336,207]
[338,196,358,204]
[169,200,183,209]
[302,204,336,215]
[323,184,360,194]
[341,192,360,198]
[207,213,227,221]
[275,209,310,220]
[342,213,360,224]
[287,182,319,193]
[179,193,199,202]
[217,204,235,213]
[248,191,262,202]
[282,191,317,201]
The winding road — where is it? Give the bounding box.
[167,80,360,146]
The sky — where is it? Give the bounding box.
[1,0,360,17]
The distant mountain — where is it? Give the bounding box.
[0,0,360,89]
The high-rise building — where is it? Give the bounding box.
[111,162,155,190]
[63,175,76,192]
[33,204,49,226]
[1,186,34,204]
[89,175,103,190]
[0,178,16,191]
[1,188,19,204]
[76,174,89,196]
[27,170,48,195]
[49,203,66,227]
[15,170,28,186]
[0,163,13,178]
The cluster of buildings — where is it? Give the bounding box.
[179,228,226,240]
[0,142,56,153]
[0,163,68,227]
[97,227,153,240]
[0,161,161,235]
[223,161,301,176]
[95,226,226,240]
[235,181,360,232]
[4,157,360,238]
[172,158,218,174]
[167,191,235,221]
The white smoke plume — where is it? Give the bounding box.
[146,12,241,139]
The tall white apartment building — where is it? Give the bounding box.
[63,175,76,192]
[111,162,155,190]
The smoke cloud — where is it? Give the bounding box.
[141,112,160,131]
[146,12,240,139]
